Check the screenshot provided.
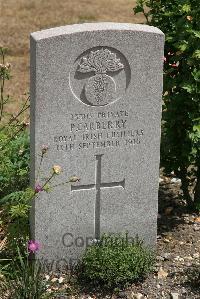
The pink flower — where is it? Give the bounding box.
[163,56,167,62]
[28,240,41,253]
[170,63,178,68]
[35,183,43,193]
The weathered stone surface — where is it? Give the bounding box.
[30,23,164,266]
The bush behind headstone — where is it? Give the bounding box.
[134,0,200,209]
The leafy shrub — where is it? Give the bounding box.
[0,47,30,200]
[134,0,200,209]
[0,188,34,254]
[76,233,155,289]
[0,129,30,199]
[0,47,31,269]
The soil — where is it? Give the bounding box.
[125,177,200,299]
[40,176,200,299]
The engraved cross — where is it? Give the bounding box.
[71,154,125,239]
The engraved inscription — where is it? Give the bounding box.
[69,46,131,107]
[78,49,124,106]
[71,154,125,239]
[53,109,144,151]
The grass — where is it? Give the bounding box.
[76,234,155,290]
[0,0,144,109]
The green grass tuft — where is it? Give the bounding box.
[76,233,155,289]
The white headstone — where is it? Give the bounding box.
[30,23,164,268]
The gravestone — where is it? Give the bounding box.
[30,23,164,267]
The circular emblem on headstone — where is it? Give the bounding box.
[69,47,131,107]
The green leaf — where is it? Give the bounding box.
[175,41,188,52]
[165,35,174,42]
[181,4,191,13]
[179,43,188,52]
[9,203,30,218]
[193,117,200,122]
[192,69,200,81]
[193,50,200,59]
[181,83,195,93]
[193,124,200,133]
[133,6,144,14]
[192,31,200,39]
[163,11,174,17]
[43,184,51,192]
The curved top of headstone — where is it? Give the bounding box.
[31,22,164,41]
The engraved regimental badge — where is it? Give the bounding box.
[78,49,124,106]
[69,47,130,107]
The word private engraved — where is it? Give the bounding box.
[69,46,131,107]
